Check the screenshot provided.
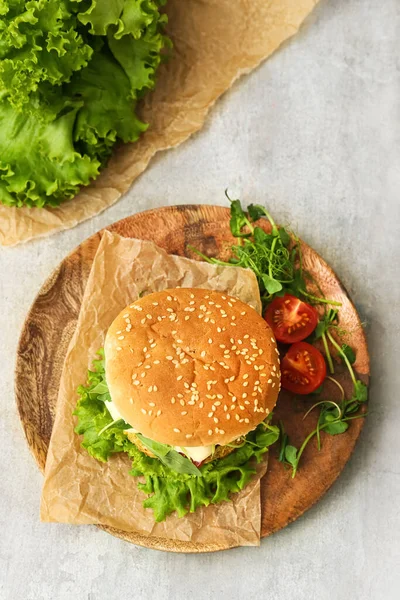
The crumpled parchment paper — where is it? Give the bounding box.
[40,231,269,546]
[0,0,319,246]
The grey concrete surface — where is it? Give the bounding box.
[1,1,400,599]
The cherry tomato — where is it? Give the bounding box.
[281,341,326,395]
[265,294,319,344]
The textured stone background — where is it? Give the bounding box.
[1,1,399,599]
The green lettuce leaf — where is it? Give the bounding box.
[74,350,279,522]
[0,0,168,207]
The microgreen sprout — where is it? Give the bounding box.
[190,194,337,309]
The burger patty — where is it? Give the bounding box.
[125,431,240,465]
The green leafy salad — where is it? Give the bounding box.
[74,350,279,522]
[0,0,169,208]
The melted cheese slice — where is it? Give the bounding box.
[106,399,214,462]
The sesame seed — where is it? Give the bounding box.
[241,311,246,315]
[219,429,225,434]
[153,385,158,392]
[116,347,122,351]
[208,430,213,435]
[185,316,190,321]
[260,373,267,377]
[214,401,221,406]
[173,428,180,433]
[177,375,183,381]
[167,296,172,301]
[226,414,231,420]
[133,380,140,386]
[180,399,185,406]
[235,414,240,421]
[239,405,245,410]
[186,434,193,439]
[141,409,147,415]
[268,379,272,383]
[208,412,213,418]
[132,373,137,380]
[171,397,176,404]
[199,402,204,408]
[157,410,162,417]
[184,382,190,389]
[166,308,174,313]
[181,411,188,416]
[150,343,156,348]
[244,418,250,424]
[133,306,143,311]
[148,386,153,392]
[242,393,247,398]
[130,398,133,404]
[243,374,249,379]
[153,360,160,365]
[208,338,212,344]
[213,417,219,423]
[148,401,156,407]
[152,302,159,306]
[230,405,235,410]
[146,314,152,320]
[243,381,249,387]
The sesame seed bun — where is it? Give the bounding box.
[104,288,281,448]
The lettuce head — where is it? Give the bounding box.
[0,0,168,208]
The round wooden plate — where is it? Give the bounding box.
[15,205,369,553]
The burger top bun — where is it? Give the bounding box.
[104,288,281,448]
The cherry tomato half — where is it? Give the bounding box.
[265,294,319,344]
[281,341,326,395]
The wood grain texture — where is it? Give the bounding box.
[15,205,369,552]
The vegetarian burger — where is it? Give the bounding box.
[103,288,281,466]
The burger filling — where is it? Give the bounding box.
[106,395,235,465]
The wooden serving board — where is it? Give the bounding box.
[15,205,369,552]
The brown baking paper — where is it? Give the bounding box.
[41,231,269,546]
[0,0,319,246]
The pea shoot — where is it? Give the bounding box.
[189,191,337,309]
